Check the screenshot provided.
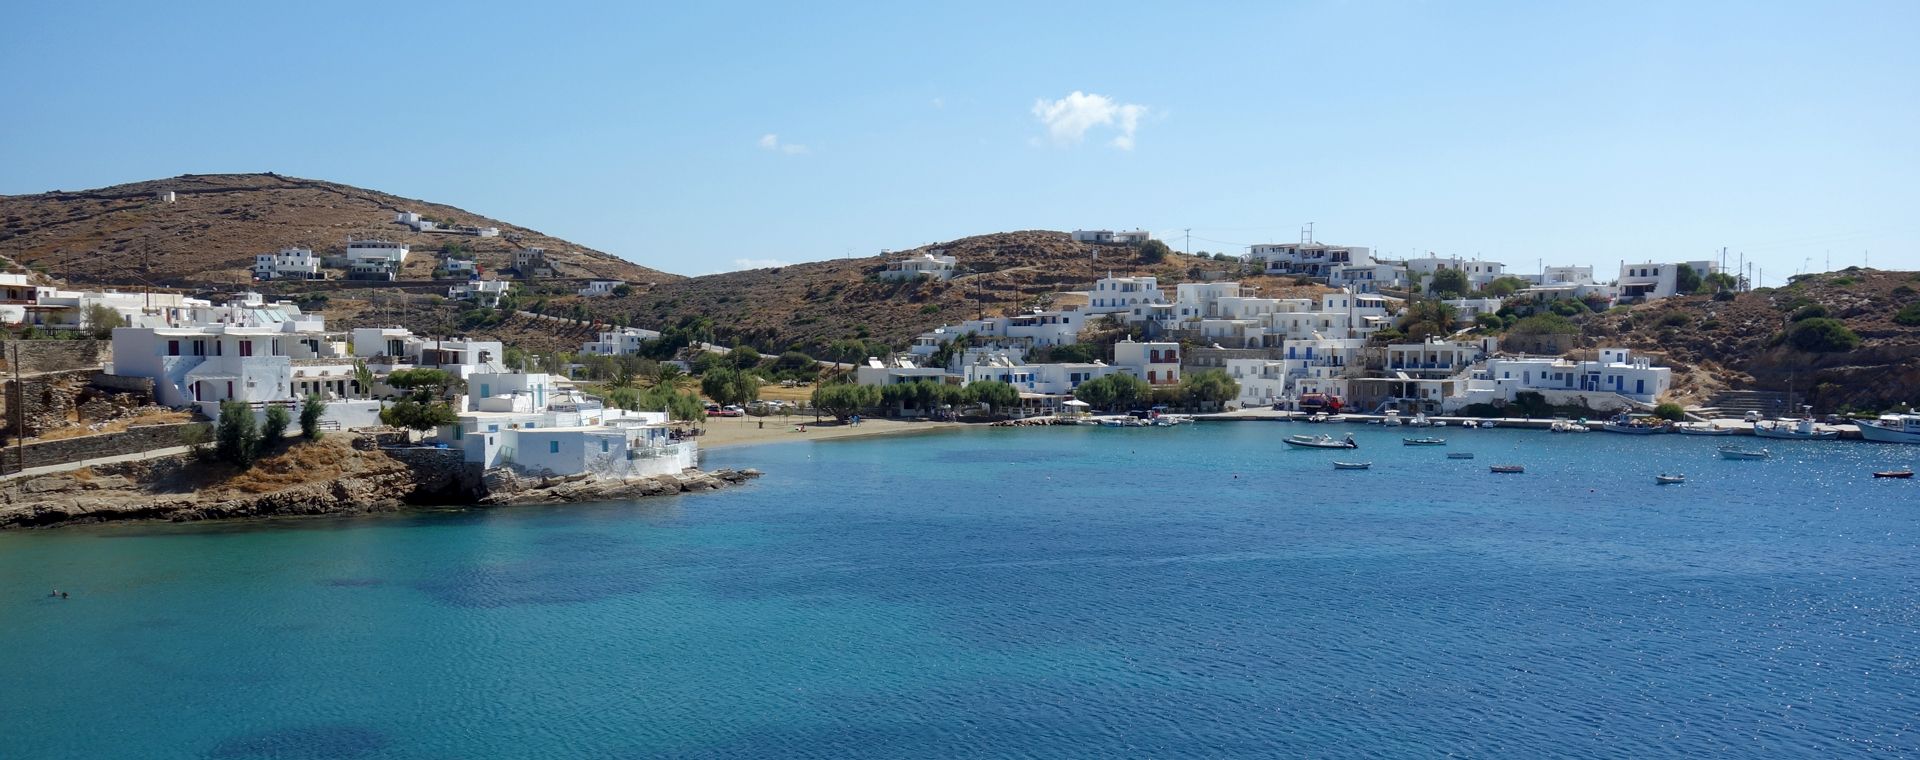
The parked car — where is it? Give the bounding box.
[1743,411,1763,422]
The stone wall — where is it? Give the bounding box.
[0,422,205,475]
[381,446,482,501]
[0,340,111,375]
[3,370,156,440]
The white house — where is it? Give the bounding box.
[879,253,958,281]
[1328,262,1406,293]
[1089,275,1163,312]
[1072,230,1152,245]
[1481,347,1672,404]
[253,247,321,280]
[1248,242,1375,278]
[855,356,954,386]
[581,327,663,356]
[395,211,437,232]
[514,247,555,278]
[441,256,479,277]
[1405,255,1507,293]
[959,308,1084,347]
[1618,261,1719,302]
[448,279,509,307]
[438,381,695,480]
[345,238,410,281]
[1110,339,1180,386]
[578,280,624,297]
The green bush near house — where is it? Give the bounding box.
[1652,402,1686,421]
[300,395,328,440]
[261,405,290,450]
[215,400,261,469]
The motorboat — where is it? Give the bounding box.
[1408,412,1433,427]
[1432,420,1448,427]
[1718,445,1771,460]
[1479,420,1497,428]
[1447,452,1476,459]
[1285,433,1359,450]
[1307,413,1329,423]
[1655,474,1686,485]
[1490,465,1525,474]
[1858,413,1920,444]
[1873,469,1913,479]
[1674,423,1737,436]
[1332,461,1372,470]
[1383,410,1403,427]
[1550,419,1592,433]
[1402,437,1447,446]
[1753,416,1838,440]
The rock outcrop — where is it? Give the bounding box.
[477,467,761,507]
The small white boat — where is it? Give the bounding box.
[1655,473,1686,485]
[1480,420,1497,429]
[1285,433,1359,450]
[1432,420,1448,427]
[1718,445,1771,460]
[1409,413,1433,427]
[1402,437,1447,446]
[1490,465,1525,474]
[1383,410,1403,427]
[1550,419,1592,433]
[1674,423,1737,436]
[1333,461,1372,470]
[1447,452,1476,459]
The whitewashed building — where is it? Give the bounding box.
[581,327,663,356]
[253,247,322,280]
[345,238,410,281]
[439,381,695,479]
[1405,255,1507,293]
[1089,275,1163,312]
[1477,348,1672,405]
[1618,261,1720,302]
[448,279,509,307]
[879,253,958,281]
[1249,242,1374,278]
[578,280,625,297]
[1110,339,1181,386]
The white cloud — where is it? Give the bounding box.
[733,258,794,270]
[757,133,809,154]
[1031,91,1149,150]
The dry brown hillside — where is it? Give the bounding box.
[1585,268,1920,410]
[0,173,679,287]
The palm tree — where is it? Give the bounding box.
[653,362,688,390]
[1400,299,1460,341]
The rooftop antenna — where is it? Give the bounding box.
[1301,222,1314,246]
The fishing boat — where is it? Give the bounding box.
[1490,465,1525,474]
[1753,416,1838,440]
[1718,445,1771,460]
[1447,452,1476,459]
[1601,414,1668,435]
[1402,437,1447,446]
[1673,423,1737,436]
[1550,419,1592,433]
[1285,433,1358,450]
[1873,469,1913,479]
[1654,474,1686,485]
[1332,461,1372,470]
[1857,413,1920,444]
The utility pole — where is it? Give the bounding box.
[1184,228,1191,257]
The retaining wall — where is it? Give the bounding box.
[0,422,204,475]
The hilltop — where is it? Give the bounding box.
[0,173,679,287]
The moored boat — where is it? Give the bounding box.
[1601,414,1668,434]
[1857,413,1920,444]
[1333,461,1372,470]
[1447,452,1476,459]
[1490,465,1525,474]
[1753,416,1838,440]
[1873,469,1914,479]
[1655,473,1686,485]
[1285,433,1359,450]
[1718,445,1770,460]
[1402,437,1447,446]
[1674,423,1736,436]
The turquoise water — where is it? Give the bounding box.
[2,423,1918,758]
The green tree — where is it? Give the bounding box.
[1652,402,1687,422]
[261,405,291,450]
[653,362,688,389]
[602,387,641,411]
[352,360,375,398]
[1073,373,1150,411]
[1428,268,1470,298]
[701,367,760,407]
[1474,313,1505,331]
[964,380,1021,417]
[82,304,125,339]
[1895,302,1920,327]
[299,395,327,440]
[1138,239,1172,263]
[215,400,261,468]
[1784,318,1861,353]
[727,346,763,371]
[1481,276,1530,297]
[1180,369,1240,410]
[1675,263,1703,295]
[666,391,708,425]
[380,398,458,432]
[1399,299,1461,341]
[811,383,880,421]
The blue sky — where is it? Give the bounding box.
[3,1,1915,282]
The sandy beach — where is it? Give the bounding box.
[694,416,966,450]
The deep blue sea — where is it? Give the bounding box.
[3,423,1918,759]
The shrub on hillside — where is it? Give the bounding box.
[1653,402,1686,422]
[1790,304,1830,322]
[1659,312,1691,327]
[1784,317,1861,353]
[1895,302,1920,327]
[1137,240,1172,263]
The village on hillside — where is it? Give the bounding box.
[1,196,1917,526]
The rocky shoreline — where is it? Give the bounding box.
[0,437,762,531]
